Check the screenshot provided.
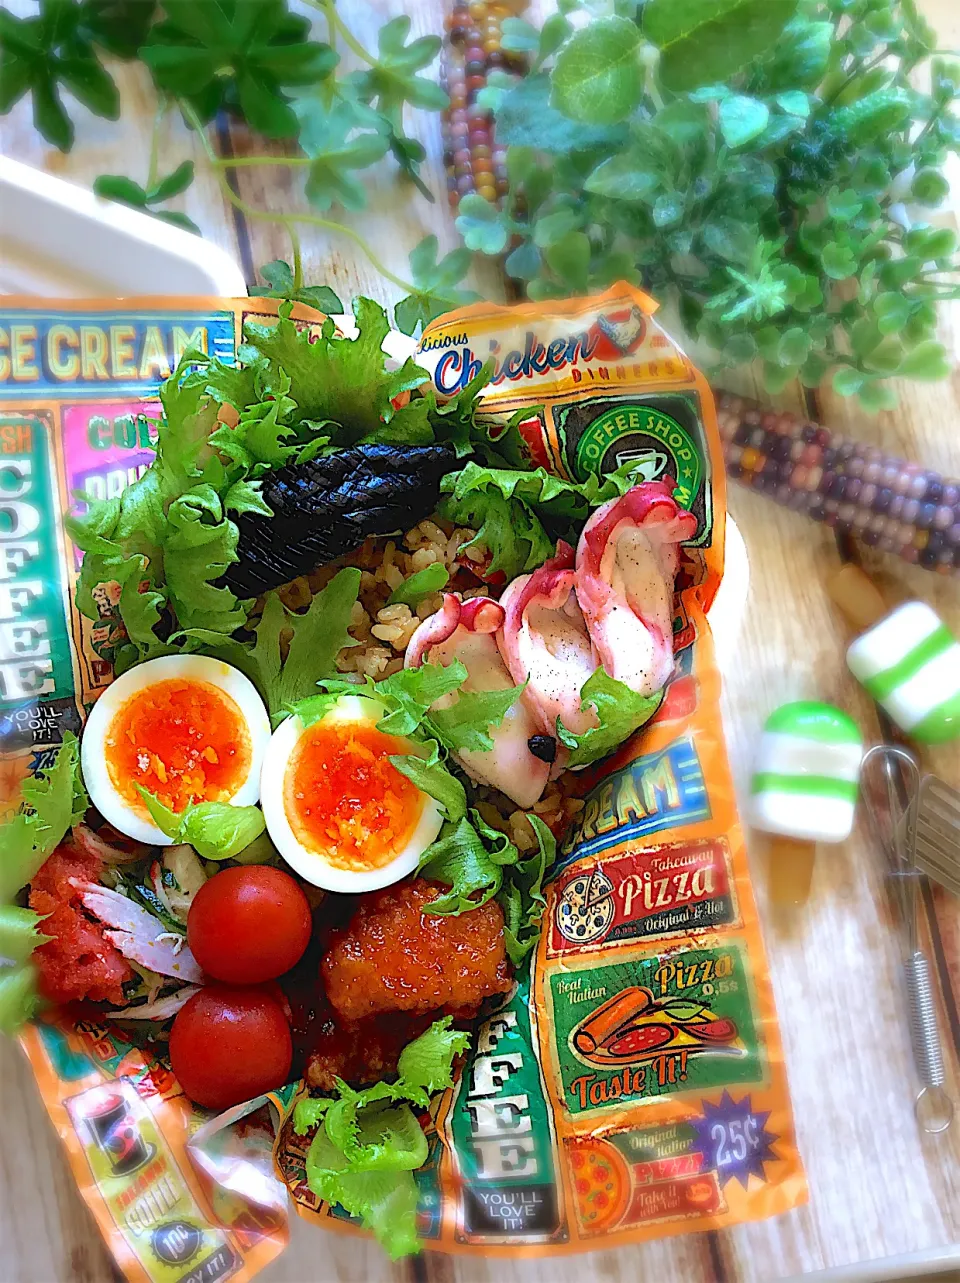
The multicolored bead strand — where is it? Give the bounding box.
[442,0,529,211]
[717,392,960,576]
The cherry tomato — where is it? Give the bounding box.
[169,986,292,1111]
[187,865,311,984]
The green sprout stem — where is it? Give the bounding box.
[309,0,377,67]
[180,101,419,296]
[146,99,165,191]
[291,228,304,291]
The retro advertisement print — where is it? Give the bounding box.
[7,287,805,1280]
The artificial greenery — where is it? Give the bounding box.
[465,0,960,410]
[2,0,959,404]
[0,0,474,333]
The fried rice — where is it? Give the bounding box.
[274,517,585,848]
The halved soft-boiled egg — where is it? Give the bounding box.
[260,694,443,893]
[82,655,271,844]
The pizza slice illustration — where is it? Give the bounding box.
[571,986,745,1067]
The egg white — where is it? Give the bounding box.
[260,694,443,893]
[82,654,271,845]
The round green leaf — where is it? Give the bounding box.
[652,193,683,227]
[873,292,910,334]
[910,168,950,207]
[500,17,539,55]
[821,241,857,280]
[550,17,643,126]
[832,367,864,396]
[533,207,581,247]
[857,378,898,413]
[455,194,508,255]
[505,240,542,281]
[826,187,863,222]
[544,229,590,291]
[718,95,770,148]
[917,227,958,260]
[775,90,810,117]
[777,326,810,366]
[898,340,950,381]
[538,13,574,62]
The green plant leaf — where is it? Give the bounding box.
[296,98,389,212]
[455,194,509,255]
[644,0,799,93]
[557,669,662,768]
[349,15,447,120]
[248,260,343,313]
[584,151,661,201]
[832,367,864,397]
[544,229,590,290]
[911,168,950,206]
[138,788,265,861]
[0,4,120,151]
[81,0,159,59]
[775,90,809,117]
[718,95,770,148]
[390,738,467,822]
[826,187,863,222]
[386,561,449,606]
[550,16,643,126]
[394,235,477,336]
[821,242,857,280]
[148,159,195,202]
[495,74,626,152]
[500,17,539,55]
[94,174,148,207]
[142,1,334,135]
[298,1018,469,1260]
[898,340,950,381]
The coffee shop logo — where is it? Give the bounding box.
[574,405,703,513]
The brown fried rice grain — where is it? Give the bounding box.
[273,515,588,843]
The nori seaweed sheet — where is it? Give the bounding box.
[225,442,458,597]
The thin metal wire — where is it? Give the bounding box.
[860,745,955,1133]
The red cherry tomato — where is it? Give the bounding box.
[187,865,311,984]
[169,986,292,1111]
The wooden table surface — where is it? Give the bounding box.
[2,2,959,1281]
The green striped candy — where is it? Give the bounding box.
[847,601,960,744]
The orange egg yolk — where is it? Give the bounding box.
[105,678,251,815]
[285,720,425,871]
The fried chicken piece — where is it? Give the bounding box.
[321,877,512,1022]
[305,1011,436,1092]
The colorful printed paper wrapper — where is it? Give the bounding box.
[1,285,807,1278]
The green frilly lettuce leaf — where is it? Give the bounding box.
[293,1017,470,1259]
[557,667,664,768]
[0,734,88,1034]
[137,789,266,861]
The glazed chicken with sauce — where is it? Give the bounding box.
[299,877,511,1091]
[321,877,512,1021]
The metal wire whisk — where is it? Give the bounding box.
[861,744,954,1133]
